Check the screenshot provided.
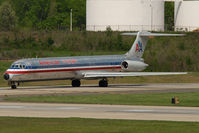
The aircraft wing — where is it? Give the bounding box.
[84,72,188,78]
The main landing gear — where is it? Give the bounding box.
[99,79,108,87]
[71,79,108,87]
[11,85,17,89]
[72,79,81,87]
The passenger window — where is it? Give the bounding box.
[22,65,26,69]
[15,65,19,68]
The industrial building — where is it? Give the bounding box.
[86,0,199,32]
[86,0,165,31]
[175,0,199,31]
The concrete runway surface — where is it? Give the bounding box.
[0,102,199,122]
[0,83,199,122]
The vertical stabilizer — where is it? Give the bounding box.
[121,31,185,59]
[124,31,149,58]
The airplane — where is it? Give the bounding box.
[3,31,187,89]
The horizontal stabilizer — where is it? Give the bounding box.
[121,32,185,37]
[84,72,188,78]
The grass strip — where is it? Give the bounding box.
[0,117,198,133]
[5,92,199,107]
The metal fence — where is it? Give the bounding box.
[87,25,164,32]
[175,26,199,32]
[86,25,199,32]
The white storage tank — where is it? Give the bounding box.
[175,0,199,31]
[86,0,165,31]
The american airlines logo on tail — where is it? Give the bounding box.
[135,41,143,52]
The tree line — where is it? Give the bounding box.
[0,0,86,31]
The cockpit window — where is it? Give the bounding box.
[11,63,26,69]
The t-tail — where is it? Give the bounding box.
[121,31,185,59]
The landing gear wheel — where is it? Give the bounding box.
[72,79,81,87]
[99,79,108,87]
[11,85,17,89]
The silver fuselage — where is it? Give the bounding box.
[4,55,146,82]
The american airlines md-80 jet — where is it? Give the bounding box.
[3,31,186,89]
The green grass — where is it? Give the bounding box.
[0,49,126,59]
[0,60,13,86]
[0,117,198,133]
[5,92,199,107]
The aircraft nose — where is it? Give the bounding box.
[3,73,9,80]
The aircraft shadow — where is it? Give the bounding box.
[2,84,147,90]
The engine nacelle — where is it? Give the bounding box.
[3,73,14,81]
[121,60,148,72]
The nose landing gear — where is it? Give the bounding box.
[9,82,19,89]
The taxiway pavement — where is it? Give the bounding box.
[0,102,198,122]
